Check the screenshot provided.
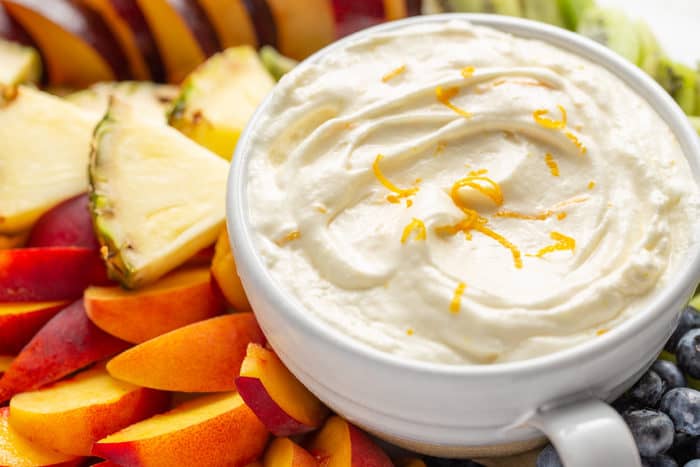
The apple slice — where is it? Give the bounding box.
[89,98,229,288]
[93,392,269,466]
[264,437,318,467]
[133,0,210,83]
[66,81,178,124]
[27,194,100,250]
[211,228,251,311]
[85,266,223,343]
[0,407,81,467]
[0,300,130,403]
[236,343,329,436]
[307,416,393,467]
[9,366,169,456]
[0,38,40,85]
[107,313,264,392]
[0,85,94,234]
[0,301,68,354]
[266,0,334,60]
[167,46,274,159]
[2,0,128,86]
[198,0,257,49]
[0,248,109,302]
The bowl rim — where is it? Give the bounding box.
[227,13,700,377]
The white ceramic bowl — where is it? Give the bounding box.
[228,14,700,467]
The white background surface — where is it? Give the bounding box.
[598,0,699,64]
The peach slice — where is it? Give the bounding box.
[107,313,264,392]
[9,366,169,456]
[0,407,81,467]
[27,194,100,250]
[0,248,109,302]
[93,392,269,467]
[264,437,317,467]
[0,300,130,403]
[266,0,334,60]
[198,0,257,49]
[395,459,427,467]
[85,267,223,343]
[2,0,127,86]
[0,231,28,250]
[134,0,206,83]
[211,228,251,311]
[307,416,393,467]
[0,356,12,375]
[0,301,68,354]
[236,343,329,436]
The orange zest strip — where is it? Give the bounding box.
[382,65,406,83]
[450,282,466,314]
[565,131,587,154]
[276,230,301,246]
[434,141,447,156]
[495,210,554,221]
[588,181,595,190]
[556,212,567,220]
[406,328,415,336]
[372,155,419,203]
[533,105,567,129]
[533,231,576,258]
[596,329,608,336]
[475,224,523,268]
[435,86,472,118]
[461,66,475,78]
[401,218,427,243]
[451,175,504,207]
[544,153,559,176]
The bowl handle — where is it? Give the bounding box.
[529,398,641,467]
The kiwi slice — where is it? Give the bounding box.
[577,7,640,64]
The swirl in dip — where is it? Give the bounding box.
[246,20,700,364]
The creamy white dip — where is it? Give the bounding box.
[246,21,700,364]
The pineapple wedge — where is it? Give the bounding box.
[0,85,93,234]
[89,98,229,288]
[168,46,274,160]
[67,81,178,124]
[0,40,41,85]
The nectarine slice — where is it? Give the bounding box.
[133,0,207,83]
[236,343,329,436]
[0,356,12,374]
[211,228,251,311]
[264,437,318,467]
[266,0,334,60]
[2,0,127,86]
[0,231,28,250]
[85,267,223,343]
[0,3,31,44]
[198,0,257,49]
[27,194,100,250]
[0,407,80,467]
[395,459,427,467]
[0,301,68,354]
[9,366,169,456]
[93,392,269,467]
[307,416,393,467]
[0,248,109,302]
[107,313,264,392]
[0,300,130,403]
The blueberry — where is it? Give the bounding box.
[642,455,678,467]
[678,330,700,379]
[423,457,484,467]
[630,371,667,407]
[536,444,563,467]
[660,388,700,435]
[653,360,687,390]
[614,395,644,413]
[685,461,700,467]
[665,306,700,352]
[668,433,698,464]
[623,409,675,457]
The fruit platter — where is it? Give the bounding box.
[0,1,699,467]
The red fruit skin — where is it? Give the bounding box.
[107,0,165,81]
[0,2,31,43]
[167,0,219,56]
[242,0,277,47]
[0,299,131,403]
[235,376,317,437]
[27,194,100,250]
[331,0,385,38]
[347,422,394,467]
[0,247,110,302]
[0,302,67,355]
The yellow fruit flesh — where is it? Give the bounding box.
[0,40,41,85]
